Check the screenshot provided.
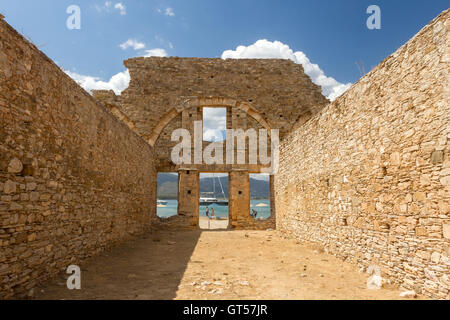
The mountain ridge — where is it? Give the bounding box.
[157,173,269,199]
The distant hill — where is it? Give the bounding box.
[157,173,179,199]
[158,173,179,185]
[157,173,269,199]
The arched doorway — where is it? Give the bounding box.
[152,97,276,229]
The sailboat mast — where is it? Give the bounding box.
[218,175,226,199]
[213,173,216,198]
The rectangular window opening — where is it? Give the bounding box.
[157,172,178,218]
[199,172,229,230]
[203,107,226,142]
[250,174,271,220]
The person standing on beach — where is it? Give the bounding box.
[211,207,215,219]
[206,207,209,218]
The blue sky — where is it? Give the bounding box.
[2,1,447,181]
[1,1,448,99]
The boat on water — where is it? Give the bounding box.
[199,173,228,206]
[157,200,168,205]
[199,196,228,206]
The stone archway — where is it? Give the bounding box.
[94,57,328,231]
[151,96,277,230]
[148,96,272,147]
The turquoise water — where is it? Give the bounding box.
[157,199,271,219]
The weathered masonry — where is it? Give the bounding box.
[93,57,328,230]
[276,10,450,299]
[0,9,449,299]
[0,17,156,298]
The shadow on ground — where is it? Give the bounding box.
[36,229,410,300]
[35,230,202,300]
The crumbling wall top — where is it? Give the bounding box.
[119,56,329,141]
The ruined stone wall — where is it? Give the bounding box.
[276,10,449,299]
[0,18,157,298]
[107,56,324,230]
[155,113,182,170]
[120,57,328,142]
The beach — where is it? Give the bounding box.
[199,217,230,230]
[157,199,271,220]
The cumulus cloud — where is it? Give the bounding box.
[65,70,130,95]
[143,48,168,57]
[222,39,352,101]
[114,3,126,15]
[203,129,225,142]
[120,39,146,50]
[165,7,175,17]
[203,108,226,142]
[158,7,175,17]
[95,1,126,15]
[119,38,172,55]
[64,48,169,94]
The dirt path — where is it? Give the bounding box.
[36,230,412,300]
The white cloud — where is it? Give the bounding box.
[143,48,168,57]
[64,48,168,95]
[65,70,130,95]
[165,7,175,17]
[203,129,225,142]
[203,108,226,142]
[203,108,227,130]
[222,39,352,101]
[250,173,270,181]
[158,7,175,17]
[95,1,126,15]
[120,39,146,50]
[114,3,126,15]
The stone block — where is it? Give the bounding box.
[7,158,23,174]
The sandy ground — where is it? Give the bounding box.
[35,229,415,300]
[199,217,229,230]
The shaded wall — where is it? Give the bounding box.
[0,18,157,298]
[276,10,449,299]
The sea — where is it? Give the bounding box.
[157,199,271,219]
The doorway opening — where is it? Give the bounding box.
[199,172,229,230]
[250,173,271,220]
[157,172,178,218]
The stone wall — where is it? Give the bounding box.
[94,56,327,230]
[276,10,449,299]
[178,169,200,226]
[0,18,157,298]
[119,57,328,142]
